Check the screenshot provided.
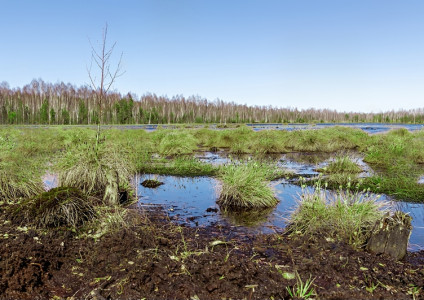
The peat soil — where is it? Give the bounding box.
[0,205,423,300]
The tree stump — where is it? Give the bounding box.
[366,211,412,260]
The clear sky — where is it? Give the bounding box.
[1,0,423,113]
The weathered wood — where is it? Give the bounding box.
[366,211,412,260]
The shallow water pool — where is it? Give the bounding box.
[136,174,424,251]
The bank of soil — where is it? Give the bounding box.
[0,205,423,300]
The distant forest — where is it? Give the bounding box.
[1,79,424,125]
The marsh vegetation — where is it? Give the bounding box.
[0,125,423,299]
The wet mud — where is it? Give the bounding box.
[1,205,423,300]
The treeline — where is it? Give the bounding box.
[1,79,424,125]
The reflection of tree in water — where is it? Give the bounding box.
[220,206,274,227]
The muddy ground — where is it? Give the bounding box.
[0,205,423,300]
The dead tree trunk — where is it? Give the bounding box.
[366,211,412,260]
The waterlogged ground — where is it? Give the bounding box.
[3,148,424,299]
[195,151,373,177]
[43,151,424,251]
[136,174,424,252]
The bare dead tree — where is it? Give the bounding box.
[87,23,125,147]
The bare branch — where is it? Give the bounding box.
[86,23,125,124]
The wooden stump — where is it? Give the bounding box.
[366,211,412,260]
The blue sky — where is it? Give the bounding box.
[1,0,423,113]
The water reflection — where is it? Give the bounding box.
[220,207,275,227]
[42,173,58,190]
[135,174,424,251]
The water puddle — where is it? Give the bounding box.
[135,174,424,251]
[278,153,325,177]
[195,151,230,165]
[135,175,220,226]
[42,173,58,190]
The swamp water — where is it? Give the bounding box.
[40,151,424,251]
[136,174,424,251]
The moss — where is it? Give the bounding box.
[141,179,164,188]
[12,187,96,228]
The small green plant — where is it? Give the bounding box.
[286,271,316,299]
[407,284,422,300]
[217,160,280,209]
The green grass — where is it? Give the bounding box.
[194,126,254,153]
[249,130,288,154]
[361,129,424,201]
[362,174,424,202]
[55,135,135,205]
[286,272,316,300]
[217,160,281,209]
[140,156,218,177]
[1,125,424,204]
[156,130,199,156]
[0,129,48,202]
[0,166,44,202]
[285,127,368,152]
[289,183,388,248]
[321,156,362,174]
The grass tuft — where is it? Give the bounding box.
[321,156,362,174]
[56,142,134,205]
[286,272,316,300]
[157,130,199,156]
[217,160,280,209]
[0,168,44,201]
[289,183,388,248]
[13,187,96,228]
